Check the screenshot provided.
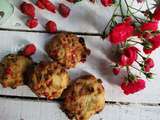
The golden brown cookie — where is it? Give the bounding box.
[0,54,32,88]
[61,75,105,120]
[45,33,90,69]
[27,61,69,100]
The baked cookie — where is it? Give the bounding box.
[61,75,105,120]
[27,61,69,100]
[45,33,90,69]
[0,54,32,88]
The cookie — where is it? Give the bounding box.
[0,54,32,88]
[45,33,90,69]
[27,61,70,100]
[61,75,105,120]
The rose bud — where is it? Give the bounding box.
[145,58,154,68]
[112,67,120,75]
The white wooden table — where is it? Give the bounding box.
[0,0,160,120]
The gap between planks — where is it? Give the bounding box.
[0,28,102,36]
[1,27,158,107]
[0,94,159,107]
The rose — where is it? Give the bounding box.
[121,79,145,95]
[109,22,134,44]
[143,34,160,54]
[112,67,120,75]
[119,46,138,66]
[140,21,158,32]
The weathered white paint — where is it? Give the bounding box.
[0,0,159,119]
[0,98,160,120]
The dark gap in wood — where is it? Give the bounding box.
[0,94,62,103]
[0,94,160,106]
[0,28,102,36]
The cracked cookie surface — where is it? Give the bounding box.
[62,75,105,120]
[45,33,90,69]
[27,61,70,100]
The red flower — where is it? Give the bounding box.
[144,65,150,72]
[144,58,154,72]
[119,47,138,66]
[112,67,120,75]
[58,3,70,18]
[46,21,57,33]
[121,79,145,95]
[26,18,38,29]
[143,34,160,54]
[101,0,113,7]
[22,44,36,57]
[109,23,134,44]
[153,6,160,20]
[20,2,35,18]
[124,16,132,24]
[140,21,158,32]
[145,58,154,68]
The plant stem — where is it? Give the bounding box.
[137,52,146,60]
[129,40,142,44]
[119,0,124,20]
[124,0,143,24]
[131,65,145,73]
[102,5,119,37]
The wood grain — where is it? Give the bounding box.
[0,98,160,120]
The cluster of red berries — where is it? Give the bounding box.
[20,0,71,32]
[20,0,115,31]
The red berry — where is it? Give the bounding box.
[26,18,38,29]
[23,44,36,57]
[46,21,57,33]
[20,2,35,17]
[112,67,120,75]
[40,0,56,13]
[58,3,70,18]
[101,0,113,7]
[36,0,45,9]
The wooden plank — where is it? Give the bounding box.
[0,30,160,103]
[0,98,160,120]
